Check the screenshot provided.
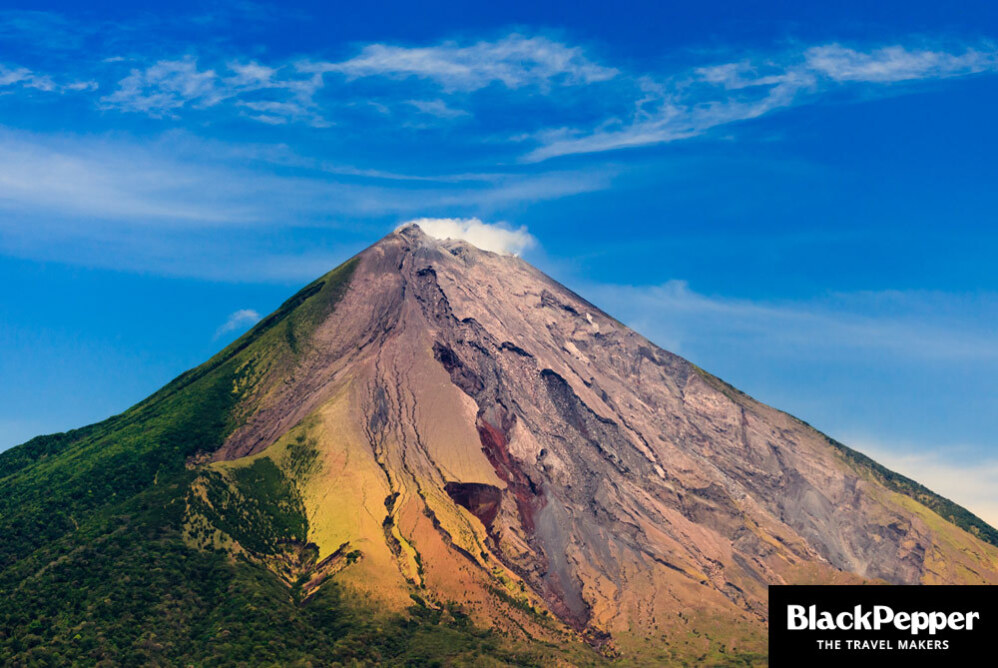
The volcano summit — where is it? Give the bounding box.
[2,224,996,665]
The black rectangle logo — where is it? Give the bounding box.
[769,586,994,667]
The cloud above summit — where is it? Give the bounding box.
[2,25,996,280]
[402,217,536,255]
[2,4,997,535]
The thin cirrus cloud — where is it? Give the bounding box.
[804,43,998,82]
[97,34,614,124]
[0,128,614,279]
[214,308,261,338]
[0,64,55,91]
[18,31,997,159]
[0,62,95,93]
[100,57,328,125]
[102,57,222,116]
[524,42,998,161]
[0,131,262,224]
[405,98,470,119]
[585,279,998,363]
[304,34,618,91]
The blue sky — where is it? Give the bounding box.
[2,0,997,522]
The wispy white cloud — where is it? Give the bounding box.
[215,308,261,337]
[103,57,220,116]
[405,98,469,119]
[237,99,330,126]
[0,63,94,93]
[0,133,255,224]
[525,42,998,161]
[0,130,612,225]
[64,80,98,91]
[401,217,536,255]
[0,129,610,278]
[0,131,262,223]
[307,34,617,92]
[587,280,998,362]
[97,34,613,125]
[101,56,327,125]
[0,64,55,91]
[13,30,997,147]
[804,43,998,83]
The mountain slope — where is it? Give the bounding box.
[2,224,996,666]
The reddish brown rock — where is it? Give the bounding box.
[207,224,998,660]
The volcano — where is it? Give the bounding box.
[2,224,996,666]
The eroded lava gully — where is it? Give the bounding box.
[196,224,998,662]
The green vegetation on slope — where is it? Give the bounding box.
[0,355,244,571]
[141,257,358,409]
[0,256,575,666]
[189,457,309,556]
[0,258,357,569]
[0,468,557,667]
[824,435,998,547]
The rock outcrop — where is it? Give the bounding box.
[188,224,998,659]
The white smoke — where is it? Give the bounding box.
[401,217,536,255]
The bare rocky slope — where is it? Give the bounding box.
[191,224,998,661]
[4,223,996,666]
